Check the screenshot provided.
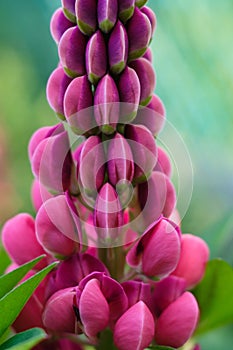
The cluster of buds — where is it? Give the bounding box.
[1,0,210,349]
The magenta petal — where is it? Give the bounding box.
[154,147,172,177]
[127,7,151,60]
[94,183,123,242]
[86,30,107,84]
[118,0,135,23]
[36,195,80,258]
[107,133,134,187]
[172,234,209,289]
[28,125,58,162]
[43,288,77,333]
[109,21,128,75]
[76,0,97,36]
[46,67,72,118]
[50,8,74,44]
[62,0,76,22]
[64,75,94,134]
[154,292,199,348]
[129,58,156,106]
[126,217,181,278]
[143,47,153,62]
[114,301,155,350]
[31,179,53,212]
[118,66,141,123]
[141,6,157,39]
[59,26,87,78]
[79,279,110,338]
[94,74,120,134]
[134,94,166,135]
[125,124,157,183]
[122,280,152,310]
[98,0,118,33]
[2,214,46,267]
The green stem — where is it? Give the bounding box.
[98,246,125,281]
[95,329,117,350]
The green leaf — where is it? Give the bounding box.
[0,255,46,299]
[193,259,233,335]
[0,262,57,337]
[0,328,46,350]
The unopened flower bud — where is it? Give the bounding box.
[59,26,87,78]
[141,6,157,40]
[127,7,151,60]
[46,67,72,119]
[94,74,119,134]
[172,234,209,289]
[31,179,53,212]
[109,21,128,75]
[62,0,76,23]
[118,0,135,23]
[135,0,148,8]
[129,58,156,106]
[114,301,155,350]
[98,0,118,33]
[76,0,97,36]
[50,8,74,44]
[143,47,153,62]
[86,30,107,84]
[154,292,199,348]
[127,217,181,278]
[154,147,172,177]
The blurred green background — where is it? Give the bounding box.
[0,0,232,348]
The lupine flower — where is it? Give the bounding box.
[109,21,128,75]
[46,67,72,119]
[76,0,97,36]
[122,280,153,310]
[94,183,123,243]
[133,94,166,136]
[141,6,157,40]
[94,74,120,134]
[127,7,151,60]
[86,30,107,85]
[59,26,87,78]
[129,58,156,106]
[31,179,53,212]
[62,0,76,23]
[97,0,118,33]
[107,133,134,188]
[2,214,46,268]
[127,217,181,278]
[154,292,199,348]
[154,147,172,177]
[114,301,155,350]
[172,234,209,288]
[50,8,74,44]
[135,0,148,8]
[118,0,135,23]
[143,47,153,62]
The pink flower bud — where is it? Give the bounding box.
[98,0,118,33]
[193,345,201,350]
[154,292,199,348]
[76,0,97,36]
[125,124,157,183]
[138,171,176,227]
[78,136,105,198]
[153,276,186,316]
[31,179,53,212]
[46,252,108,298]
[46,67,72,119]
[2,213,46,268]
[109,21,128,75]
[154,147,172,177]
[141,6,157,40]
[31,124,73,193]
[94,183,123,242]
[122,280,152,310]
[118,0,135,23]
[127,7,151,60]
[118,66,141,123]
[94,74,120,134]
[59,26,87,78]
[86,30,107,85]
[129,58,156,106]
[114,301,155,350]
[50,8,74,44]
[64,75,94,134]
[62,0,76,22]
[77,272,128,326]
[135,0,147,8]
[127,217,181,278]
[134,94,166,135]
[43,287,77,333]
[172,234,209,289]
[143,47,153,62]
[36,194,81,258]
[107,133,134,187]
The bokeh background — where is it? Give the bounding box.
[0,0,232,348]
